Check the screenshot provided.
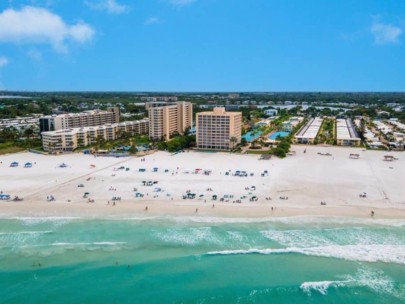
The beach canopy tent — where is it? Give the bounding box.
[10,161,18,167]
[59,163,68,168]
[0,194,11,200]
[24,162,33,168]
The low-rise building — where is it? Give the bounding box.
[294,117,323,144]
[374,120,392,134]
[41,119,149,152]
[281,117,304,132]
[336,119,361,146]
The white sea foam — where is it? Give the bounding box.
[0,230,53,248]
[226,231,246,243]
[51,242,126,246]
[154,227,221,246]
[301,268,398,298]
[206,244,405,264]
[261,227,404,248]
[13,216,81,226]
[0,230,52,236]
[4,215,405,227]
[163,215,405,227]
[300,280,346,295]
[13,241,128,257]
[114,216,161,221]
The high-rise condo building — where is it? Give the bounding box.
[39,107,121,133]
[148,101,193,141]
[196,107,242,150]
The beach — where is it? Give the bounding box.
[1,147,405,303]
[0,146,405,219]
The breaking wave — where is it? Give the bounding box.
[206,244,405,264]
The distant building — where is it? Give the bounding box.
[41,119,149,152]
[141,96,178,102]
[39,107,120,133]
[225,105,241,111]
[196,107,242,150]
[228,93,240,99]
[281,117,303,132]
[376,111,390,117]
[264,109,278,116]
[336,119,361,146]
[374,120,392,134]
[147,101,193,141]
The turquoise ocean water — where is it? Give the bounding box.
[0,216,404,303]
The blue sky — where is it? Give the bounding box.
[0,0,404,91]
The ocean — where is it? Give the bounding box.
[0,216,404,303]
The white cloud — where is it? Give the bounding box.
[145,17,161,25]
[0,56,8,68]
[85,0,130,15]
[371,21,402,44]
[0,6,95,52]
[169,0,197,7]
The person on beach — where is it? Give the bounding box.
[145,206,148,211]
[371,210,374,216]
[195,208,198,213]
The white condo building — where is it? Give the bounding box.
[39,107,120,133]
[41,119,149,152]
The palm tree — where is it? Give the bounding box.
[77,137,84,148]
[24,126,35,148]
[230,136,238,151]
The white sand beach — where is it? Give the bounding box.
[0,146,404,219]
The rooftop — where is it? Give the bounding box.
[336,119,360,140]
[295,117,323,139]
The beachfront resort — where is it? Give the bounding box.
[1,94,405,217]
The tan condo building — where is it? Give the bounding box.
[196,107,242,150]
[148,102,193,141]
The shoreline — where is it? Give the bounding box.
[1,200,405,220]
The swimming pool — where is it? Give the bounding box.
[242,131,263,142]
[269,131,290,140]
